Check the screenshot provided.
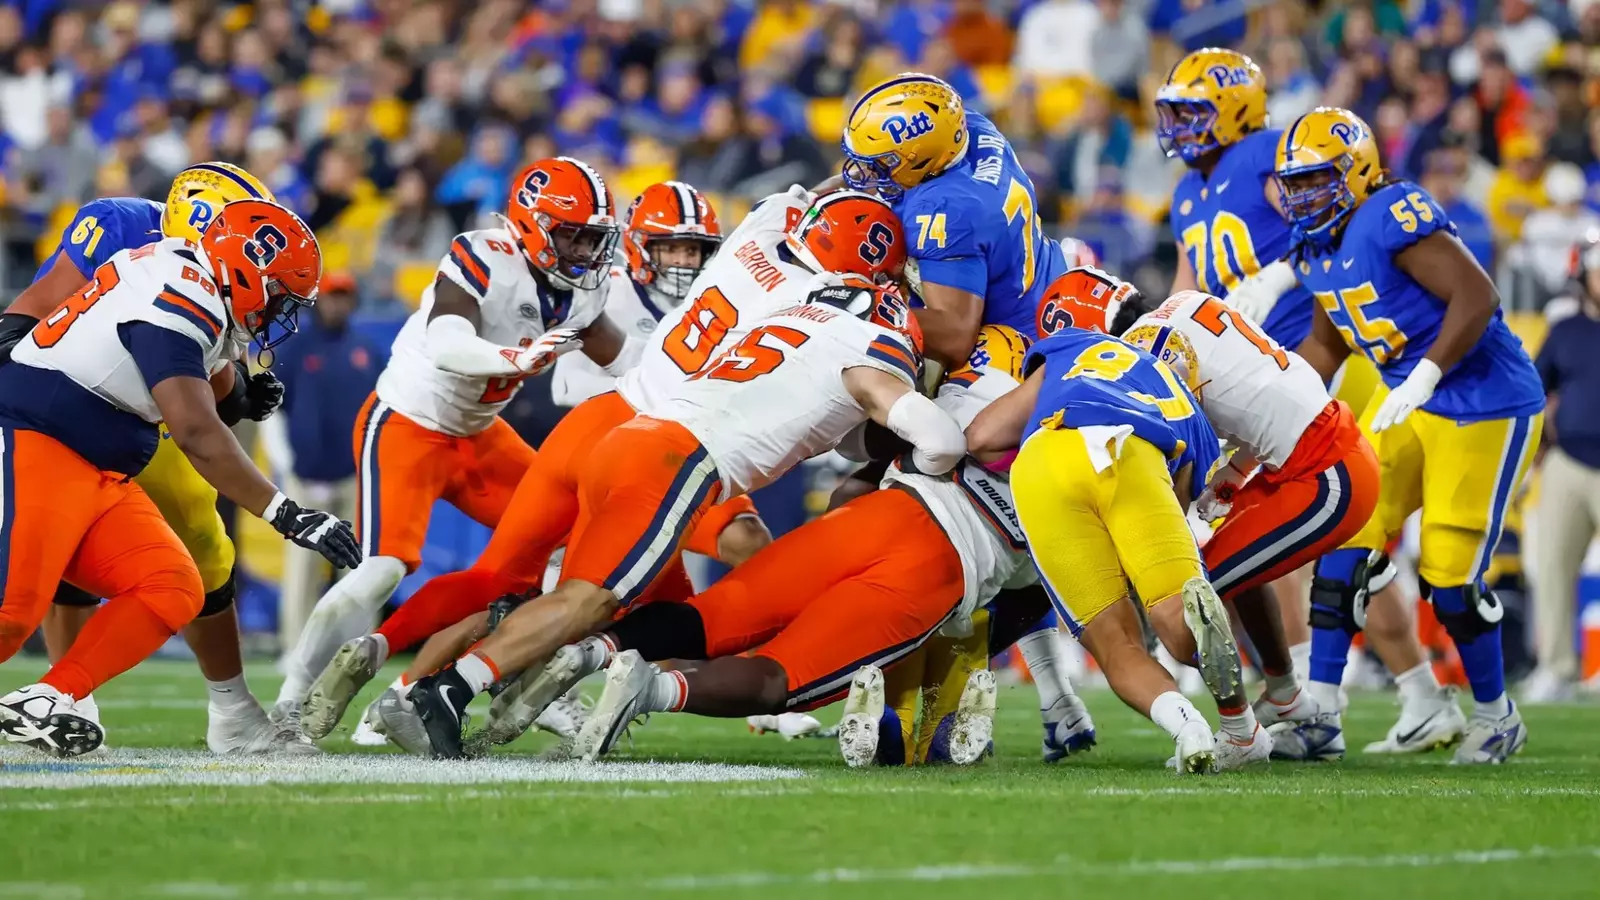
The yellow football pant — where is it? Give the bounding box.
[134,430,236,594]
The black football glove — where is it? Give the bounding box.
[244,370,285,421]
[268,494,362,569]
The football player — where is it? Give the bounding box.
[274,157,644,738]
[1274,108,1544,764]
[0,200,359,756]
[407,245,974,761]
[0,164,306,754]
[966,327,1239,773]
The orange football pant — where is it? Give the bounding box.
[691,487,965,710]
[0,429,202,698]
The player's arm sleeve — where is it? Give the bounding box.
[854,330,922,389]
[55,200,130,278]
[120,321,209,389]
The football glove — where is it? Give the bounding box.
[244,369,285,421]
[1369,359,1442,433]
[511,328,584,376]
[266,493,362,569]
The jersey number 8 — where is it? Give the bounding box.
[664,286,739,375]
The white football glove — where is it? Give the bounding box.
[1226,259,1298,326]
[1195,456,1255,523]
[1369,359,1442,432]
[511,328,584,376]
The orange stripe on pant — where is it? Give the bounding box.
[690,488,965,711]
[352,392,536,573]
[0,429,202,697]
[1204,401,1380,599]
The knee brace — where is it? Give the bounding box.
[197,579,236,618]
[486,589,538,633]
[1308,550,1380,636]
[1366,552,1398,594]
[52,583,100,607]
[1425,581,1504,644]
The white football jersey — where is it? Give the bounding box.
[12,237,237,422]
[550,266,674,408]
[616,188,815,412]
[883,328,1036,625]
[1132,292,1329,469]
[376,228,606,437]
[642,303,922,498]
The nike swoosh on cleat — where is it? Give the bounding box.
[437,686,458,723]
[1395,713,1439,746]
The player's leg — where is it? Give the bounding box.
[1526,449,1594,701]
[280,398,441,731]
[988,589,1097,759]
[1412,410,1541,764]
[1271,567,1312,678]
[918,610,996,766]
[40,588,102,726]
[372,392,634,658]
[1012,428,1216,772]
[410,418,719,757]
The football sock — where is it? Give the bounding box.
[1474,694,1511,721]
[575,635,616,675]
[1217,703,1259,744]
[1263,671,1300,705]
[1394,660,1442,706]
[42,596,176,700]
[1015,627,1066,712]
[646,670,688,713]
[389,675,412,696]
[1289,641,1312,683]
[206,673,253,711]
[1149,690,1207,739]
[1308,680,1342,712]
[455,652,501,695]
[277,560,402,706]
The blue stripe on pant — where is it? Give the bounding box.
[602,446,720,605]
[1209,462,1354,595]
[357,400,394,559]
[0,429,13,604]
[1468,414,1534,584]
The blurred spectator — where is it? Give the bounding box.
[1148,0,1248,53]
[1487,132,1549,242]
[1014,0,1097,80]
[1,39,70,150]
[1544,66,1591,166]
[132,92,187,177]
[371,167,455,303]
[246,127,312,216]
[1473,49,1532,165]
[1494,0,1560,78]
[883,0,951,65]
[794,12,866,99]
[435,127,515,232]
[1074,170,1153,275]
[1521,163,1600,294]
[677,95,750,192]
[12,104,98,216]
[1090,0,1149,101]
[1420,144,1495,273]
[1265,37,1319,127]
[740,0,814,72]
[945,0,1013,68]
[1052,88,1132,209]
[262,273,385,652]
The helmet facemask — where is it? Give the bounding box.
[642,234,721,302]
[1275,160,1355,250]
[547,219,621,291]
[841,148,904,200]
[1156,98,1221,164]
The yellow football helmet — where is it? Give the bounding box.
[1274,107,1383,250]
[1155,48,1268,164]
[163,162,275,242]
[946,324,1032,387]
[1121,323,1203,400]
[842,73,968,200]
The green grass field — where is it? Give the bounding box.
[2,659,1599,899]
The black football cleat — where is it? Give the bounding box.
[409,668,474,760]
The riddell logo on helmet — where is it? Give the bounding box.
[883,112,934,145]
[1207,65,1252,87]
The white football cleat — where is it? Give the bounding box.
[838,665,885,769]
[533,686,588,741]
[208,697,319,755]
[350,699,389,747]
[70,694,108,754]
[571,651,655,762]
[1214,723,1273,771]
[1453,701,1527,765]
[1181,577,1243,701]
[1269,711,1346,760]
[1362,688,1466,755]
[375,687,433,757]
[483,643,595,746]
[944,669,997,766]
[747,712,823,739]
[301,635,384,739]
[1252,686,1324,729]
[1042,694,1097,761]
[1520,668,1578,705]
[0,684,103,757]
[1172,719,1217,775]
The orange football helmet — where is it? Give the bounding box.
[200,199,321,350]
[804,273,922,355]
[1035,266,1144,337]
[623,181,723,302]
[786,190,906,285]
[505,156,620,291]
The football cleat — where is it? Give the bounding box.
[1213,723,1273,771]
[939,669,997,766]
[71,694,108,754]
[1362,688,1466,755]
[1172,719,1217,775]
[1042,694,1097,761]
[301,635,384,740]
[409,668,474,759]
[208,698,319,755]
[481,643,595,746]
[572,651,655,762]
[1268,711,1346,760]
[1252,686,1324,729]
[838,665,886,769]
[350,699,389,747]
[1181,577,1243,701]
[747,712,824,739]
[534,686,588,741]
[1453,701,1527,765]
[1520,668,1578,705]
[375,687,434,757]
[0,684,103,757]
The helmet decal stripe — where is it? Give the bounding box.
[560,156,610,218]
[670,181,697,226]
[846,72,951,127]
[189,163,264,198]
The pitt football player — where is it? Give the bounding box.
[1274,108,1544,765]
[0,163,306,755]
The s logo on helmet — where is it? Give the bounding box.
[515,169,553,210]
[858,222,896,266]
[1207,65,1252,88]
[1037,300,1073,336]
[243,224,289,267]
[882,111,935,145]
[186,200,216,232]
[1328,121,1362,144]
[873,293,910,331]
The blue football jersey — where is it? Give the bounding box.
[1169,129,1312,348]
[1021,329,1219,481]
[33,197,165,282]
[894,112,1066,339]
[1296,181,1544,422]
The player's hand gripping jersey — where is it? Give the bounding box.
[4,239,239,474]
[550,266,663,407]
[377,227,608,437]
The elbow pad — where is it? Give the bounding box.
[886,391,965,476]
[601,334,644,378]
[0,312,40,366]
[425,314,520,377]
[215,360,251,426]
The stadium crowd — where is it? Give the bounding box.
[1,0,1598,305]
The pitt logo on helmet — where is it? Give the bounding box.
[883,111,935,145]
[1208,65,1253,88]
[1155,48,1268,164]
[163,162,274,243]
